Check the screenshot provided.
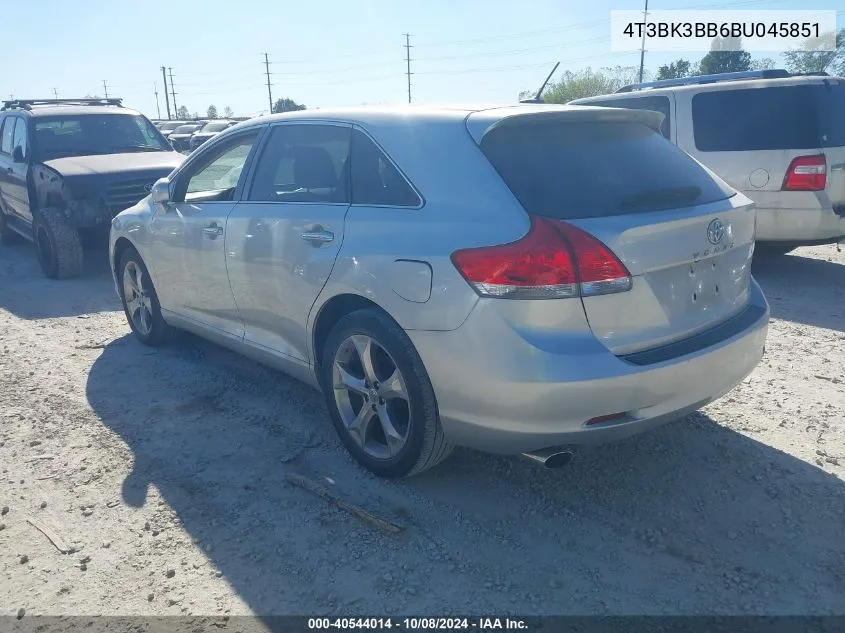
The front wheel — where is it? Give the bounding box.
[118,247,173,346]
[33,208,83,278]
[321,309,452,478]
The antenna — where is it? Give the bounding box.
[520,62,560,103]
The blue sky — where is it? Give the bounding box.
[4,0,842,118]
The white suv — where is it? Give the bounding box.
[571,70,845,255]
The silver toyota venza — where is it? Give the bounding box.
[109,104,769,478]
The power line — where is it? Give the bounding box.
[404,33,413,104]
[264,53,274,113]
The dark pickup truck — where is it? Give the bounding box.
[0,99,184,278]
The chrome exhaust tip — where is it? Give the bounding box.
[520,447,575,469]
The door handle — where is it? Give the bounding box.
[202,223,224,238]
[300,230,334,244]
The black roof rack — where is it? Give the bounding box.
[615,69,792,93]
[1,98,124,111]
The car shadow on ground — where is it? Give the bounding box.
[753,249,845,332]
[86,333,845,615]
[0,244,118,319]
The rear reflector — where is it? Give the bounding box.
[782,155,826,191]
[450,216,632,300]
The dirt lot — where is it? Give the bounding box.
[0,240,843,619]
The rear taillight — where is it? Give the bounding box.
[450,216,632,300]
[783,155,826,191]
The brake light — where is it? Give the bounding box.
[783,155,826,191]
[450,216,632,299]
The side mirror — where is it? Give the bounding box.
[150,178,171,204]
[12,146,24,163]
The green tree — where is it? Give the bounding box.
[223,106,234,118]
[751,57,777,71]
[783,29,845,75]
[176,105,190,119]
[272,97,306,113]
[207,104,218,118]
[656,59,691,80]
[698,37,752,75]
[542,66,645,103]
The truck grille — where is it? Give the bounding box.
[105,178,156,215]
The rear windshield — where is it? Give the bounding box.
[692,83,845,151]
[480,120,733,219]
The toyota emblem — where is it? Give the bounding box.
[707,218,725,245]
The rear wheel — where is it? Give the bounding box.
[321,309,452,478]
[118,247,173,346]
[33,208,83,278]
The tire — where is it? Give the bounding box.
[118,246,173,346]
[0,208,22,246]
[33,208,83,279]
[321,308,453,478]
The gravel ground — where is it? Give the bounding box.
[0,240,843,619]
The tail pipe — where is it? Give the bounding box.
[520,447,575,469]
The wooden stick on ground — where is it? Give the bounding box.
[285,472,405,534]
[26,516,72,554]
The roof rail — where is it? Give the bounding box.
[1,98,124,111]
[615,69,791,93]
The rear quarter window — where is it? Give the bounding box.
[692,84,845,151]
[480,119,733,220]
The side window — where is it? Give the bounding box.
[351,129,421,207]
[590,96,672,140]
[176,132,259,202]
[247,124,351,203]
[12,118,28,160]
[0,117,15,154]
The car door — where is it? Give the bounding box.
[6,117,32,222]
[150,128,262,340]
[225,122,352,362]
[0,116,16,218]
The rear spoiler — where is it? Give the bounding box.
[466,106,665,144]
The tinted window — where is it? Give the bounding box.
[203,122,231,133]
[585,96,671,139]
[180,132,258,201]
[692,84,845,151]
[351,130,420,207]
[1,117,15,154]
[481,120,732,219]
[12,118,28,159]
[173,125,200,134]
[248,124,351,203]
[33,114,170,159]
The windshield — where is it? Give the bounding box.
[202,122,231,133]
[33,114,170,160]
[159,121,185,131]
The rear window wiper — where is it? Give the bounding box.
[619,186,702,210]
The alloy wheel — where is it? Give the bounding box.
[332,334,411,460]
[122,261,154,336]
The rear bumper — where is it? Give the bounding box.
[755,204,845,242]
[408,281,769,454]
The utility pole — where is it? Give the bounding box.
[153,82,161,119]
[404,33,413,104]
[637,0,649,83]
[160,66,171,119]
[168,67,178,116]
[102,80,109,99]
[264,53,274,114]
[52,88,59,100]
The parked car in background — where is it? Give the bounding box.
[570,70,845,256]
[109,105,768,478]
[168,123,204,153]
[157,120,191,139]
[189,120,239,151]
[0,98,184,278]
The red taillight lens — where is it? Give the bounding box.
[450,216,632,300]
[783,155,826,191]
